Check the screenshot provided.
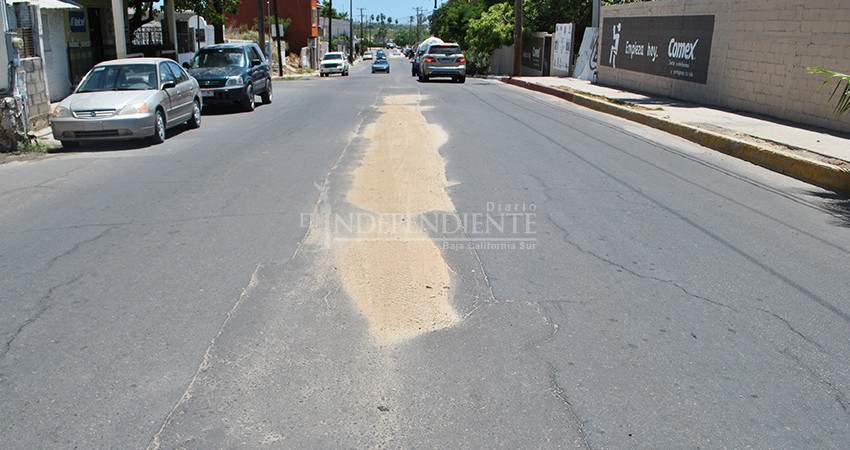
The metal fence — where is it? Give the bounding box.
[132,28,164,46]
[67,46,118,86]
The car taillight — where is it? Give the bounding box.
[457,57,466,63]
[424,57,436,63]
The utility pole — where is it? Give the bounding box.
[592,0,601,28]
[257,0,266,56]
[328,0,333,49]
[512,0,522,76]
[273,0,282,75]
[358,7,366,55]
[349,0,353,61]
[414,7,424,41]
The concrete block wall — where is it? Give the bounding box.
[599,0,850,134]
[19,57,50,130]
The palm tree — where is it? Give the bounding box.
[810,68,850,115]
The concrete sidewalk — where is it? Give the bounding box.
[503,76,850,195]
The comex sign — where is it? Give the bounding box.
[602,15,714,84]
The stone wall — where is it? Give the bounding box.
[19,57,50,130]
[599,0,850,134]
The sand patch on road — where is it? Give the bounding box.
[345,99,453,213]
[337,94,459,345]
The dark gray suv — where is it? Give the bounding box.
[185,42,273,111]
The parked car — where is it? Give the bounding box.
[184,42,272,112]
[51,58,202,147]
[363,51,373,61]
[418,43,467,83]
[372,58,390,74]
[320,52,350,77]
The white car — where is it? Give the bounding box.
[363,51,373,61]
[320,52,349,77]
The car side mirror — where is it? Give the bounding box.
[162,81,176,90]
[182,62,191,69]
[251,59,262,67]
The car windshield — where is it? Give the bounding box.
[429,46,462,55]
[77,64,157,92]
[191,49,245,68]
[323,54,342,60]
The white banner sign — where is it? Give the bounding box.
[552,23,574,76]
[573,27,599,81]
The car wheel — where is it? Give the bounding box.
[418,73,425,82]
[60,140,79,149]
[149,110,166,144]
[261,79,273,104]
[458,76,466,83]
[187,99,201,129]
[242,84,255,112]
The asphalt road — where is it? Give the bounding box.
[1,54,849,448]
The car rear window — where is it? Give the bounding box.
[429,45,461,55]
[323,54,342,60]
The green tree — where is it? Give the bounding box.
[127,0,158,37]
[466,3,513,52]
[376,23,389,43]
[465,2,514,74]
[174,0,242,43]
[430,0,498,49]
[320,3,348,19]
[393,27,415,46]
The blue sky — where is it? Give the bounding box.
[330,0,447,25]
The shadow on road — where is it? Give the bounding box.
[807,190,850,228]
[49,125,196,154]
[201,103,272,116]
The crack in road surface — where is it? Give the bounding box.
[337,94,460,345]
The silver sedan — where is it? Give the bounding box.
[51,57,202,147]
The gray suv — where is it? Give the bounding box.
[418,43,466,83]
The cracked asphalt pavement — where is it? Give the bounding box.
[1,57,849,448]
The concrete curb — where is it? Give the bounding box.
[502,77,850,195]
[271,73,318,80]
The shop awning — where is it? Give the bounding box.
[6,0,83,9]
